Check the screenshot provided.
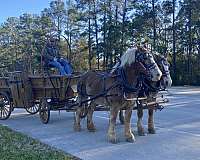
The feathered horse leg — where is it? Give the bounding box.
[87,101,96,132]
[148,108,156,134]
[137,105,146,136]
[124,105,135,142]
[108,107,119,143]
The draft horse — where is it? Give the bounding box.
[119,52,172,136]
[136,53,172,135]
[74,47,162,143]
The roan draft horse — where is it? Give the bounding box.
[74,47,162,143]
[119,52,172,136]
[136,53,172,135]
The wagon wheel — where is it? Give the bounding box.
[25,103,40,114]
[39,99,50,124]
[0,92,12,120]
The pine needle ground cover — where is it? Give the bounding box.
[0,125,79,160]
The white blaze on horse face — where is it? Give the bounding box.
[163,75,172,88]
[149,56,162,82]
[162,60,172,88]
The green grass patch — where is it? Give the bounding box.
[0,125,79,160]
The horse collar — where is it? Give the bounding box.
[117,67,142,93]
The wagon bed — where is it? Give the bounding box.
[0,71,81,121]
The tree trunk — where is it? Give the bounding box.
[93,0,99,69]
[172,0,176,81]
[121,0,127,56]
[152,0,156,51]
[88,1,92,70]
[108,0,113,68]
[103,2,106,69]
[188,1,192,80]
[114,5,118,63]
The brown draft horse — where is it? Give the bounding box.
[119,52,172,136]
[74,47,162,143]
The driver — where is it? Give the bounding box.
[43,37,73,75]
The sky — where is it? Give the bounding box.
[0,0,53,24]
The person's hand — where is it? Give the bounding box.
[53,57,57,61]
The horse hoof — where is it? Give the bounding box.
[126,137,136,143]
[138,130,146,136]
[108,137,118,144]
[87,124,96,132]
[88,127,96,132]
[74,125,81,132]
[148,128,156,134]
[109,139,118,144]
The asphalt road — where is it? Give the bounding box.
[0,86,200,160]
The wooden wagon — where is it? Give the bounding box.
[0,71,80,123]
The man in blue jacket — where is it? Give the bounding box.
[43,37,73,75]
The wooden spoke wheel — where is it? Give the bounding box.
[39,99,50,124]
[0,93,12,120]
[25,103,40,114]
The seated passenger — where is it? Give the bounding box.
[43,37,73,75]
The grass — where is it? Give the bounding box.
[0,125,79,160]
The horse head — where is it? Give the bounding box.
[154,53,172,88]
[135,47,162,82]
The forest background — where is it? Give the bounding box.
[0,0,199,85]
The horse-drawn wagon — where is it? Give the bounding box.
[0,44,172,143]
[0,68,168,124]
[0,71,81,123]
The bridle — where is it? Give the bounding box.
[135,50,158,80]
[157,57,170,77]
[142,56,171,94]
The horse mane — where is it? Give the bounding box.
[111,47,137,73]
[111,48,137,73]
[120,48,137,67]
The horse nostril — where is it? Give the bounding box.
[157,73,161,77]
[166,81,168,86]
